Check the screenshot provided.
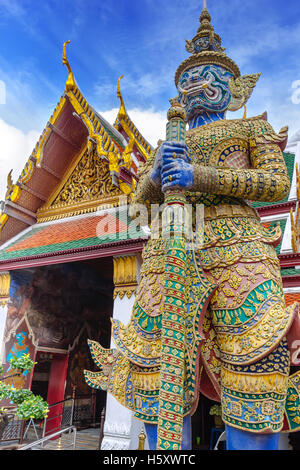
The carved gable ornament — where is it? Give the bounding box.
[37,146,124,223]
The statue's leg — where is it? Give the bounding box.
[226,425,280,450]
[145,416,192,450]
[205,258,292,449]
[144,423,157,451]
[219,339,289,451]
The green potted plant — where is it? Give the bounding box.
[0,354,49,438]
[209,404,223,428]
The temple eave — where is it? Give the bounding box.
[0,237,147,271]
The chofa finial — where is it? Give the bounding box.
[62,40,76,92]
[117,75,126,117]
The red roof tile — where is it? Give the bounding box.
[6,214,128,253]
[285,293,300,307]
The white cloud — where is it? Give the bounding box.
[0,0,25,18]
[100,107,167,148]
[95,71,174,104]
[0,119,40,201]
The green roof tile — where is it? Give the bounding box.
[281,268,300,277]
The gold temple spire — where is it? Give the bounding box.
[197,0,219,46]
[199,0,212,24]
[62,40,76,92]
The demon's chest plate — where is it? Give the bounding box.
[186,120,251,169]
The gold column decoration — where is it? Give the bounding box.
[0,272,11,307]
[113,256,138,300]
[291,163,300,253]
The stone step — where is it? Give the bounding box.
[43,428,100,451]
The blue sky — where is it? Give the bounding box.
[0,0,300,198]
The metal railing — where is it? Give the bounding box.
[41,396,74,440]
[72,391,98,429]
[41,390,97,436]
[0,408,25,446]
[18,426,77,451]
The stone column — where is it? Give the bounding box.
[0,272,11,361]
[101,254,147,450]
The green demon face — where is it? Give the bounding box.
[178,64,233,119]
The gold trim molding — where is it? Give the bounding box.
[37,194,125,223]
[0,95,67,235]
[113,256,138,299]
[0,272,11,307]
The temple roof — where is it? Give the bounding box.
[0,42,152,247]
[0,206,148,269]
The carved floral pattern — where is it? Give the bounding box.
[53,149,121,206]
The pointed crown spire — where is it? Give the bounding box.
[185,2,224,55]
[175,1,240,85]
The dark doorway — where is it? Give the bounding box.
[192,394,224,450]
[30,352,53,400]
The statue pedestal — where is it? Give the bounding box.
[101,395,146,450]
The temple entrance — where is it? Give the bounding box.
[4,257,114,433]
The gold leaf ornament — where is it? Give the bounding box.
[228,73,261,112]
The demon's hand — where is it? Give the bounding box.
[160,142,194,192]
